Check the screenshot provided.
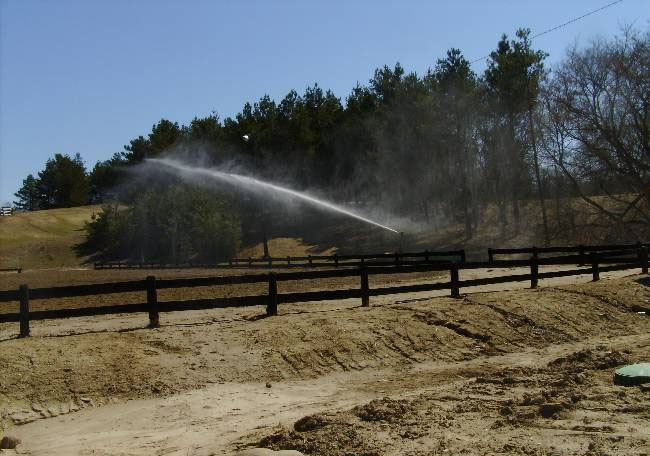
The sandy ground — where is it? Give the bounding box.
[0,268,649,455]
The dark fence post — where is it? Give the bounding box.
[532,246,538,260]
[579,245,586,266]
[488,248,494,264]
[639,246,648,274]
[267,273,278,316]
[268,257,272,268]
[334,254,339,268]
[591,253,600,281]
[19,284,29,338]
[248,257,252,268]
[146,275,159,328]
[450,263,460,298]
[459,249,466,264]
[424,250,430,263]
[394,253,400,267]
[287,256,291,266]
[530,257,538,289]
[308,255,313,267]
[360,266,369,307]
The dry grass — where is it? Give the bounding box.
[0,208,338,271]
[1,196,645,272]
[0,206,102,269]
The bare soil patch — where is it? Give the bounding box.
[256,342,650,456]
[0,274,648,455]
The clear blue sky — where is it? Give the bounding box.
[1,0,647,204]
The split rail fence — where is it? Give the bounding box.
[1,243,648,338]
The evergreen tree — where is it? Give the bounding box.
[432,48,480,238]
[484,29,546,233]
[37,153,90,208]
[90,153,125,202]
[13,174,41,210]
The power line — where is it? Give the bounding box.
[469,0,625,64]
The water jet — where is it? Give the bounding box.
[146,158,400,234]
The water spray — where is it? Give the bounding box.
[146,158,400,234]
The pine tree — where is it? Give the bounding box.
[13,174,41,211]
[38,153,90,208]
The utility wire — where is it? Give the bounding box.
[469,0,625,64]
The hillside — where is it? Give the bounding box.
[0,196,636,271]
[0,206,339,270]
[0,206,101,270]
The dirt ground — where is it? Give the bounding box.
[0,270,649,455]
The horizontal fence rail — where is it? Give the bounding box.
[1,243,647,338]
[94,249,466,270]
[94,242,649,270]
[487,242,649,262]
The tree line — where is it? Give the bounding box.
[14,27,649,260]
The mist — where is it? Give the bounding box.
[145,156,400,233]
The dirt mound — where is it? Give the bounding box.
[260,424,376,456]
[353,397,415,423]
[2,275,647,420]
[548,348,630,370]
[293,414,330,432]
[253,335,650,456]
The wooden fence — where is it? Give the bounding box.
[94,242,649,270]
[94,249,466,270]
[488,242,649,262]
[1,243,647,338]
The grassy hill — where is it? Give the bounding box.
[0,197,617,270]
[0,206,339,270]
[0,206,101,270]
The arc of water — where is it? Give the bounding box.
[147,158,399,233]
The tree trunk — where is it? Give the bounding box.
[464,205,472,240]
[461,176,472,240]
[511,193,520,235]
[528,106,550,245]
[507,112,520,235]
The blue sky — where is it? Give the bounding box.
[1,0,647,204]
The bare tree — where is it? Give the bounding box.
[541,28,650,240]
